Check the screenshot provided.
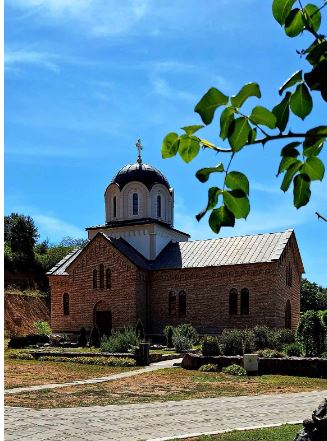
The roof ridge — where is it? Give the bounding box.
[185,229,293,243]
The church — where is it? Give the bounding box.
[48,142,304,337]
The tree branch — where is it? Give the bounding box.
[315,212,327,222]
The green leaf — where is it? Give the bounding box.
[280,142,301,157]
[196,187,221,221]
[249,106,277,129]
[301,157,325,181]
[303,141,324,158]
[181,125,204,136]
[306,125,327,137]
[293,174,311,208]
[303,4,321,33]
[279,71,302,95]
[178,135,200,163]
[196,163,224,183]
[231,83,261,108]
[272,0,296,25]
[194,87,229,125]
[162,133,179,159]
[220,107,235,140]
[223,190,250,219]
[248,128,257,144]
[209,206,235,234]
[281,160,302,191]
[272,92,291,132]
[228,117,252,152]
[225,171,249,195]
[285,8,305,37]
[306,41,327,66]
[290,84,313,120]
[303,127,326,157]
[278,156,299,175]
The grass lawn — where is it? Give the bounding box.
[5,367,327,408]
[4,358,138,389]
[167,424,301,441]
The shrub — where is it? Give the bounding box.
[89,325,101,348]
[283,342,302,357]
[77,327,88,347]
[34,320,52,335]
[201,335,221,356]
[257,349,285,358]
[296,310,326,357]
[173,324,198,345]
[320,352,327,359]
[135,319,145,341]
[172,335,193,352]
[163,325,174,348]
[38,356,136,367]
[219,329,254,355]
[8,334,49,349]
[253,326,272,350]
[8,351,35,360]
[271,328,295,351]
[101,327,140,353]
[199,363,218,372]
[222,364,246,376]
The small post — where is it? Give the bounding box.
[136,342,150,366]
[243,353,259,376]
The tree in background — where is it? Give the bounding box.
[301,278,327,311]
[162,1,326,234]
[5,213,39,263]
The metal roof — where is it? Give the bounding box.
[110,162,171,191]
[47,229,297,276]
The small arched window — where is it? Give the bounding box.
[133,193,139,215]
[99,264,104,289]
[240,288,249,315]
[106,268,111,289]
[178,291,186,316]
[229,289,238,315]
[93,269,97,289]
[169,291,176,316]
[63,293,70,316]
[113,196,117,218]
[157,195,162,218]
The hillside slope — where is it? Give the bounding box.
[5,292,50,336]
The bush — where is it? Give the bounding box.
[8,334,50,349]
[89,325,101,348]
[321,352,327,359]
[135,319,145,341]
[271,328,295,351]
[172,335,193,352]
[222,364,246,376]
[173,324,198,345]
[38,356,136,367]
[219,329,254,355]
[319,310,327,328]
[253,326,272,350]
[77,327,88,347]
[296,310,326,357]
[101,327,140,353]
[257,348,285,358]
[163,325,174,348]
[201,335,221,356]
[283,342,302,357]
[8,351,35,360]
[34,320,52,335]
[199,363,218,372]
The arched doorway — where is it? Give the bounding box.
[94,301,112,337]
[285,300,292,329]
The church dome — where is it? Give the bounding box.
[111,163,171,191]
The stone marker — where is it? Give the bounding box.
[243,354,258,376]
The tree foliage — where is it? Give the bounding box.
[5,213,39,260]
[301,277,327,311]
[296,310,326,356]
[161,1,326,234]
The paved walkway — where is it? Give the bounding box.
[5,390,327,441]
[5,358,183,395]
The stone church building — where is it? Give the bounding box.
[48,148,304,336]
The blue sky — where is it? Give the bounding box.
[4,0,327,285]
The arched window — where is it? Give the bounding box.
[157,195,162,218]
[229,289,238,315]
[63,293,70,316]
[99,264,104,289]
[106,268,111,289]
[132,193,139,215]
[169,291,176,316]
[113,196,117,218]
[178,291,186,316]
[240,288,249,315]
[93,269,97,289]
[285,300,292,329]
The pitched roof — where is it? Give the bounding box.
[47,229,299,276]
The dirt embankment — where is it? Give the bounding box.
[4,292,50,336]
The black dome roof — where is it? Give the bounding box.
[111,163,171,191]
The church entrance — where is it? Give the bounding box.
[94,301,112,337]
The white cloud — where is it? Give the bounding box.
[4,50,60,73]
[33,214,85,241]
[150,76,196,102]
